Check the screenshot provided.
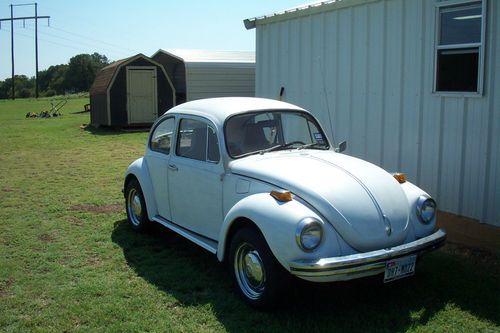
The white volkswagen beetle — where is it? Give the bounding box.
[124,97,446,307]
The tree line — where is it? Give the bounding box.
[0,52,110,99]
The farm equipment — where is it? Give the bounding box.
[26,99,67,119]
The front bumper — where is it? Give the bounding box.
[289,229,446,282]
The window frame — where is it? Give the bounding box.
[433,0,486,96]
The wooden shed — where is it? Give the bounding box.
[90,54,175,127]
[151,49,255,104]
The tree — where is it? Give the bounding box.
[0,75,35,99]
[38,64,69,95]
[64,52,109,93]
[0,52,110,99]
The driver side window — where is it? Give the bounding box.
[176,118,220,163]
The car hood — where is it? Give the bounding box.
[229,150,410,252]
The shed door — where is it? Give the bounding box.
[126,67,158,124]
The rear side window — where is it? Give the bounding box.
[150,117,175,154]
[176,119,220,163]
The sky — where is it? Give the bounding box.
[0,0,309,80]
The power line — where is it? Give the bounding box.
[48,26,139,54]
[1,27,126,59]
[24,26,135,57]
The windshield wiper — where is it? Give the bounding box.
[297,143,329,150]
[259,142,300,154]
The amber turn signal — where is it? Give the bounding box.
[270,190,293,202]
[393,173,407,184]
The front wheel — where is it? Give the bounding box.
[125,178,150,231]
[229,227,289,308]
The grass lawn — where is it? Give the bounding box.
[0,97,499,332]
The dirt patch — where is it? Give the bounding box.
[0,278,15,297]
[70,203,123,214]
[2,187,14,192]
[86,255,104,268]
[65,216,84,226]
[442,242,499,267]
[39,233,55,243]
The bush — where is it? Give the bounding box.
[18,88,33,99]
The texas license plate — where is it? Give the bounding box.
[384,255,417,283]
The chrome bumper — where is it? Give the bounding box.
[289,229,446,281]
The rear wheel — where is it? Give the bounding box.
[125,178,150,231]
[229,227,289,308]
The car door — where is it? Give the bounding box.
[168,116,223,241]
[145,116,176,220]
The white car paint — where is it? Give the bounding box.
[124,97,446,283]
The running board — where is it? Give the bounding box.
[152,216,218,254]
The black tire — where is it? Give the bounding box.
[125,178,150,231]
[229,227,290,309]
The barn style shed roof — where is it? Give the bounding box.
[152,49,255,64]
[89,54,168,96]
[244,0,378,29]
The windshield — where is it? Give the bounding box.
[225,110,329,158]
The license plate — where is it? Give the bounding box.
[384,255,417,283]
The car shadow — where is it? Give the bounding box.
[111,219,500,332]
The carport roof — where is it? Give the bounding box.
[152,49,255,64]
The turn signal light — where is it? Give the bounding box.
[270,190,293,202]
[393,173,407,184]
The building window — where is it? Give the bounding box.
[435,1,485,94]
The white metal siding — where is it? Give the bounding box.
[186,63,256,101]
[255,0,500,226]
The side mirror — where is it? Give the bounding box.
[335,141,347,153]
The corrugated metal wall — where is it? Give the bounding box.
[186,63,256,101]
[254,0,500,226]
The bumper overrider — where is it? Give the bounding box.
[289,229,446,282]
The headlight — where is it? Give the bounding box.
[296,218,323,252]
[416,196,437,224]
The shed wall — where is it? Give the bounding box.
[90,93,108,126]
[255,0,500,225]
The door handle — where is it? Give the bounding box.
[168,163,178,171]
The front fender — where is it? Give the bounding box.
[400,181,437,239]
[217,193,342,271]
[124,157,157,219]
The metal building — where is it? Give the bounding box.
[245,0,500,226]
[151,49,255,104]
[90,54,175,127]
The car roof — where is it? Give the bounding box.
[163,97,307,127]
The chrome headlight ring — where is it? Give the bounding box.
[416,196,437,224]
[296,217,323,252]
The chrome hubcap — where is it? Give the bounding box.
[234,243,266,300]
[127,188,142,226]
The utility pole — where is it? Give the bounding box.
[0,3,50,99]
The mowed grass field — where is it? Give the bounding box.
[0,97,499,333]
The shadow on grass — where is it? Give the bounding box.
[111,219,500,332]
[83,125,150,136]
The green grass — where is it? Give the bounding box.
[0,97,499,332]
